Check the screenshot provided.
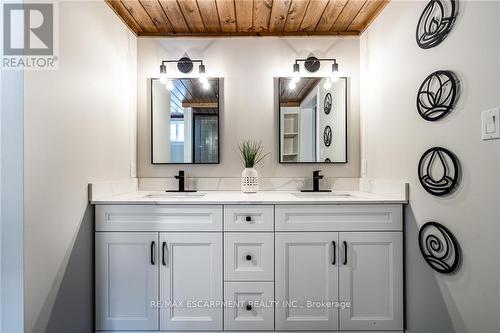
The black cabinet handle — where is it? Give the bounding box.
[246,304,252,311]
[246,254,252,261]
[343,241,347,265]
[162,242,167,266]
[150,241,156,265]
[245,216,252,222]
[332,241,336,265]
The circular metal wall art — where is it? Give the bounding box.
[323,126,332,147]
[324,93,332,115]
[418,221,461,274]
[417,70,458,121]
[416,0,458,49]
[304,56,320,73]
[177,56,194,73]
[418,147,459,196]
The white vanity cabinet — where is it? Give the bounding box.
[95,202,404,333]
[95,232,159,331]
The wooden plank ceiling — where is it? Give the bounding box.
[106,0,388,37]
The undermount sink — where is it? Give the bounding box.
[293,192,354,198]
[145,192,206,199]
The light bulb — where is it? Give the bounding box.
[323,78,332,89]
[292,63,300,83]
[199,76,208,85]
[198,64,207,84]
[202,81,210,90]
[166,79,174,91]
[159,64,167,84]
[288,80,296,90]
[331,62,339,82]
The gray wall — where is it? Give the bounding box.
[23,2,137,332]
[137,37,360,178]
[360,2,500,332]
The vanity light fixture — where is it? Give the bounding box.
[289,57,340,90]
[159,57,209,90]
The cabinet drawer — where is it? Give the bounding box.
[224,205,274,231]
[275,204,403,231]
[95,205,222,231]
[224,233,274,281]
[224,282,274,331]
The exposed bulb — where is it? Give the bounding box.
[166,79,174,91]
[199,76,208,85]
[159,64,167,84]
[331,62,339,82]
[288,80,296,90]
[323,78,332,90]
[202,81,210,90]
[292,63,300,83]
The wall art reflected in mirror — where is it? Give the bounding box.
[279,77,347,163]
[151,78,220,164]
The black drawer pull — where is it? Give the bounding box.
[150,241,156,265]
[245,216,252,222]
[246,304,252,311]
[343,241,348,265]
[246,254,252,261]
[162,242,167,266]
[332,241,336,265]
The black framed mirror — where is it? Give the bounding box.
[278,77,347,163]
[150,78,220,164]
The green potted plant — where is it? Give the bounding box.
[238,140,269,193]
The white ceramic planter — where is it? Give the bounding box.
[241,168,259,193]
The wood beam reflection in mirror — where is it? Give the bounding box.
[280,78,321,107]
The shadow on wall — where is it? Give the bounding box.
[405,206,466,333]
[32,205,94,333]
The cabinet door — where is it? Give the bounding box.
[160,233,223,330]
[95,232,159,331]
[275,232,339,330]
[339,232,403,331]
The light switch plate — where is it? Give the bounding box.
[481,108,500,140]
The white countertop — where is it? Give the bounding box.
[91,190,407,205]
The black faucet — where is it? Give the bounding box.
[166,170,197,192]
[312,170,323,191]
[175,170,185,191]
[301,170,332,192]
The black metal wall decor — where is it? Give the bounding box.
[416,0,458,49]
[323,126,332,147]
[418,221,461,273]
[177,56,194,73]
[418,147,459,196]
[304,56,321,73]
[324,93,332,115]
[417,70,458,121]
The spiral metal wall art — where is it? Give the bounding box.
[323,126,332,147]
[324,93,332,115]
[416,0,458,49]
[418,221,461,273]
[417,70,458,121]
[418,147,459,196]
